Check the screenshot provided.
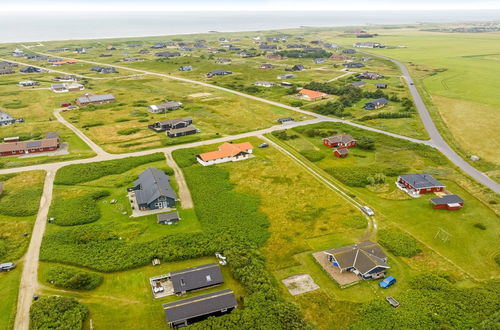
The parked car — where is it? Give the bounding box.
[386,296,400,308]
[380,276,396,288]
[361,206,375,216]
[258,143,269,148]
[0,262,16,272]
[61,103,71,107]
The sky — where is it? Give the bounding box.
[3,0,500,12]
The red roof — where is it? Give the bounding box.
[198,142,253,162]
[298,88,327,99]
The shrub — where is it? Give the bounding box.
[0,239,7,259]
[82,121,104,128]
[30,296,88,330]
[474,223,486,230]
[272,130,298,141]
[378,229,421,257]
[117,128,140,135]
[290,100,304,107]
[495,254,500,266]
[46,265,103,290]
[357,136,375,150]
[114,118,131,123]
[325,167,375,187]
[55,153,165,185]
[0,187,43,217]
[48,190,109,226]
[300,150,325,162]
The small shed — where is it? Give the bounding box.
[157,212,180,224]
[430,194,464,210]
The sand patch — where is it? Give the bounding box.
[282,274,320,295]
[188,92,212,98]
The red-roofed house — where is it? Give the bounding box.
[197,142,254,166]
[298,88,328,101]
[323,134,357,148]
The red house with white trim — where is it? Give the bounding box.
[430,194,464,210]
[0,132,60,157]
[323,134,357,148]
[397,174,445,195]
[333,148,349,158]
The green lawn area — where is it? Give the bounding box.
[0,264,21,330]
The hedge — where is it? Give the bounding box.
[48,190,109,226]
[0,187,43,217]
[30,296,88,330]
[46,265,103,290]
[117,128,140,135]
[377,229,421,257]
[55,153,165,185]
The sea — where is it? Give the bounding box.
[1,10,499,43]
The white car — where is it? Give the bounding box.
[0,262,16,272]
[361,206,375,216]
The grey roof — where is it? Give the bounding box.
[0,111,14,121]
[351,81,366,87]
[45,132,60,139]
[149,101,182,112]
[168,126,198,135]
[77,94,115,104]
[430,194,463,205]
[336,148,349,155]
[324,134,356,144]
[207,69,232,75]
[134,168,176,205]
[367,98,388,105]
[157,117,192,126]
[171,263,223,293]
[157,211,180,223]
[324,241,389,275]
[399,173,445,189]
[163,289,236,325]
[26,141,41,148]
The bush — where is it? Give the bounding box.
[0,187,43,217]
[30,296,88,330]
[290,100,304,107]
[357,136,375,150]
[117,127,140,135]
[325,166,375,187]
[474,223,487,230]
[46,265,103,290]
[82,121,104,128]
[378,229,421,257]
[300,150,325,162]
[55,153,165,185]
[49,190,109,226]
[358,112,412,121]
[272,130,298,141]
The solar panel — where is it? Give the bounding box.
[26,141,41,148]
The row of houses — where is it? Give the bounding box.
[148,117,199,138]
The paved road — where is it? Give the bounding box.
[14,170,55,330]
[362,51,500,193]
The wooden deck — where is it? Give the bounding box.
[312,251,360,287]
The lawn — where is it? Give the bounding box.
[0,264,21,330]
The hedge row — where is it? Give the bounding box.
[378,229,421,257]
[30,296,88,330]
[54,153,165,185]
[46,265,103,290]
[48,190,109,226]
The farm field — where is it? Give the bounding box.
[0,170,45,330]
[266,122,499,280]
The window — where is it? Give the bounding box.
[180,278,185,286]
[206,275,212,282]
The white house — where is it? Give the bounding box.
[196,142,254,166]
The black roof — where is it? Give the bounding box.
[336,148,349,155]
[368,98,388,105]
[163,289,237,325]
[430,194,463,205]
[399,173,445,189]
[171,263,223,294]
